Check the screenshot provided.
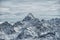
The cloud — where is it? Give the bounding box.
[0,7,10,12]
[0,0,60,22]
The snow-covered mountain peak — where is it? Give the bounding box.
[27,13,35,19]
[23,13,35,21]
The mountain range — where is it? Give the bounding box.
[0,13,60,40]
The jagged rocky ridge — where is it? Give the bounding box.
[0,13,60,40]
[0,21,15,34]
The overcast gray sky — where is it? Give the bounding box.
[0,0,60,22]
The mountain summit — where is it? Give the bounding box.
[23,13,35,21]
[27,13,35,19]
